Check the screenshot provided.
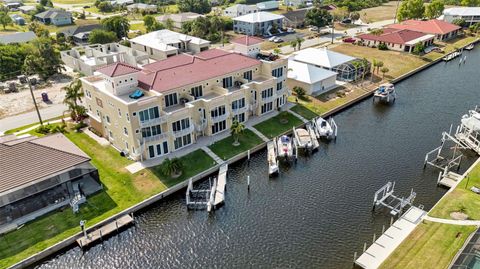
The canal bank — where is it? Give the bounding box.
[7,40,480,269]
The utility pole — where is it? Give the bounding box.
[393,0,402,24]
[331,17,335,44]
[27,76,43,126]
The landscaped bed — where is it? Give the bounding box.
[253,111,303,139]
[208,129,264,160]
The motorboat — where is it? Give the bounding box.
[314,117,333,138]
[267,141,279,176]
[276,135,294,159]
[373,83,396,103]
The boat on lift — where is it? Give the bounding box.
[313,117,337,139]
[267,141,279,176]
[465,43,475,51]
[276,135,294,160]
[461,110,480,132]
[373,83,396,103]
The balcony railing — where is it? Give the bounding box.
[173,124,195,137]
[232,104,249,115]
[139,115,167,127]
[261,94,276,103]
[142,133,169,144]
[211,112,230,123]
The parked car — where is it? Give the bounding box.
[273,37,283,43]
[83,5,90,8]
[268,36,277,42]
[309,26,318,32]
[342,37,356,43]
[287,28,295,33]
[342,18,352,24]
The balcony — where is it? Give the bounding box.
[211,112,230,123]
[173,124,195,137]
[232,104,249,115]
[142,133,169,144]
[139,115,167,128]
[261,94,276,103]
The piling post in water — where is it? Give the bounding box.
[116,220,119,233]
[100,230,103,242]
[363,242,367,252]
[247,150,250,165]
[390,217,394,227]
[247,175,250,192]
[353,252,357,263]
[372,233,376,244]
[382,225,385,234]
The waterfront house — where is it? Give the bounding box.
[441,7,480,27]
[223,4,259,18]
[357,28,435,53]
[287,59,337,95]
[0,31,37,44]
[80,45,288,161]
[233,11,284,36]
[387,19,461,41]
[126,3,157,14]
[0,134,102,234]
[230,35,263,58]
[10,14,25,25]
[256,0,279,11]
[283,8,311,28]
[34,8,72,26]
[156,12,204,30]
[129,29,210,61]
[291,47,369,82]
[61,43,150,75]
[18,5,35,14]
[60,24,103,45]
[5,2,22,10]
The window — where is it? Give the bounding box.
[148,145,155,158]
[118,108,122,117]
[165,93,178,107]
[190,85,203,99]
[243,70,252,81]
[211,120,227,134]
[261,102,273,114]
[138,106,160,122]
[233,112,245,123]
[141,125,161,138]
[163,141,168,154]
[174,134,191,150]
[261,88,274,99]
[172,118,190,132]
[276,81,283,91]
[88,105,92,112]
[231,98,245,110]
[125,142,129,151]
[126,112,130,122]
[106,115,111,124]
[222,76,233,88]
[272,67,283,78]
[96,110,100,117]
[85,90,92,99]
[210,105,226,118]
[123,127,128,136]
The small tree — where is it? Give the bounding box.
[293,86,306,98]
[376,61,384,74]
[412,42,425,55]
[425,0,445,19]
[350,12,360,22]
[165,18,174,30]
[452,18,466,27]
[230,120,245,146]
[380,67,390,79]
[289,39,297,51]
[63,79,85,121]
[161,157,183,177]
[0,12,12,30]
[273,48,281,55]
[296,36,304,51]
[88,29,117,44]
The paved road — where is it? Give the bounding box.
[0,104,67,134]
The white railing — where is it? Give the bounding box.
[261,94,276,103]
[173,124,195,137]
[139,115,167,127]
[211,112,230,123]
[232,104,249,115]
[143,133,169,144]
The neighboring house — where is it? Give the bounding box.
[5,2,22,9]
[60,24,103,45]
[233,11,284,36]
[358,28,435,53]
[256,0,279,11]
[230,35,263,58]
[442,7,480,26]
[292,47,370,81]
[110,0,133,6]
[18,5,35,14]
[35,8,72,26]
[80,47,288,161]
[0,31,37,44]
[61,43,150,76]
[0,134,102,233]
[126,3,157,13]
[129,29,210,61]
[283,0,313,7]
[283,8,311,28]
[388,19,461,41]
[223,4,258,18]
[156,12,204,30]
[10,14,25,25]
[287,59,337,95]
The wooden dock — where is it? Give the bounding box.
[213,163,227,207]
[438,171,463,188]
[76,215,134,248]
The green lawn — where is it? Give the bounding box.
[290,104,319,120]
[380,221,476,269]
[208,129,263,160]
[3,116,65,135]
[0,129,215,268]
[253,112,303,139]
[429,163,480,220]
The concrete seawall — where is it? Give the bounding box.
[9,39,480,269]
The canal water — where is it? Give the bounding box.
[36,50,480,269]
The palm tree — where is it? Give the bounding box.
[230,120,245,146]
[380,67,390,80]
[372,59,378,82]
[63,79,85,121]
[290,40,298,51]
[296,36,304,51]
[161,157,183,177]
[376,61,384,74]
[273,48,281,55]
[351,61,361,82]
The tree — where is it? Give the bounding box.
[177,0,211,14]
[0,11,12,30]
[144,15,164,32]
[425,0,445,19]
[412,42,425,55]
[293,86,306,98]
[22,37,64,79]
[296,36,304,50]
[0,44,31,80]
[397,0,425,21]
[62,79,85,121]
[273,48,281,55]
[28,21,50,38]
[161,157,183,177]
[165,18,174,30]
[461,0,480,6]
[332,7,349,21]
[380,67,390,79]
[369,28,384,36]
[452,18,466,27]
[376,61,384,74]
[230,120,245,146]
[350,11,360,22]
[102,16,130,39]
[289,39,297,51]
[88,29,117,44]
[98,2,113,13]
[305,8,332,33]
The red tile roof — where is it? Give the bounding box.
[388,19,461,35]
[97,62,141,77]
[358,28,432,45]
[231,35,264,46]
[138,49,261,93]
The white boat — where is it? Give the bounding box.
[314,117,333,138]
[293,128,313,149]
[465,44,474,51]
[267,141,279,176]
[461,110,480,132]
[276,135,294,159]
[373,83,396,103]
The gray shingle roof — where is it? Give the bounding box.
[35,8,72,19]
[60,24,102,37]
[0,31,37,44]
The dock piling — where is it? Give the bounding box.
[247,175,250,192]
[363,242,367,252]
[372,233,376,244]
[353,252,357,263]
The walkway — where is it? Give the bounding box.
[248,126,269,142]
[201,146,224,164]
[288,109,309,123]
[423,216,480,226]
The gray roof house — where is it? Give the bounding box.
[60,24,103,45]
[18,5,36,14]
[126,3,157,13]
[34,8,72,26]
[233,11,284,36]
[10,14,26,25]
[0,31,37,44]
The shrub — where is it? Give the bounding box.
[378,43,388,50]
[293,86,306,98]
[74,122,87,132]
[35,124,52,134]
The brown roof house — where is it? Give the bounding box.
[0,133,102,233]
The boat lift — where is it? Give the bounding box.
[293,127,313,152]
[372,182,416,217]
[267,141,279,176]
[312,117,338,140]
[454,111,480,155]
[424,126,463,171]
[186,177,215,210]
[274,135,298,162]
[306,122,319,151]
